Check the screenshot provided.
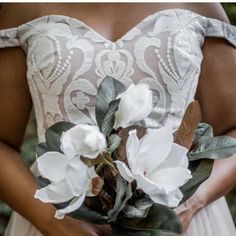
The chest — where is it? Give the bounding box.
[17,8,208,141]
[36,3,188,43]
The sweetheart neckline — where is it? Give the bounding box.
[19,8,203,44]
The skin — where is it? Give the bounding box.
[0,3,236,235]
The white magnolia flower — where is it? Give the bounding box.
[115,127,192,207]
[61,124,107,159]
[34,151,99,219]
[114,83,153,129]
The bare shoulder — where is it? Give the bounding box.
[0,3,34,149]
[0,3,40,29]
[194,3,236,135]
[188,3,230,22]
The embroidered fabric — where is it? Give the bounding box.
[1,8,236,236]
[1,8,236,143]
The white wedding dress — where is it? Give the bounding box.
[0,8,236,236]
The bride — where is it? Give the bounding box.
[0,2,236,236]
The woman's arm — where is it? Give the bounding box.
[175,4,236,232]
[0,4,111,236]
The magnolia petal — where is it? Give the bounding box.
[55,193,86,219]
[61,124,107,159]
[126,129,141,172]
[34,180,73,203]
[65,157,90,196]
[114,83,152,129]
[153,143,189,172]
[37,152,69,182]
[149,188,183,208]
[115,160,134,182]
[114,96,134,129]
[88,166,99,178]
[135,173,164,194]
[83,132,106,158]
[114,84,135,129]
[148,167,192,192]
[60,132,77,159]
[128,84,153,122]
[139,127,173,175]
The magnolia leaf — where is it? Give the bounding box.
[101,99,120,136]
[45,121,75,152]
[180,159,213,202]
[108,134,122,154]
[188,134,236,161]
[122,195,153,219]
[36,142,49,157]
[96,76,126,130]
[193,123,213,140]
[116,126,146,162]
[116,203,182,234]
[107,175,132,222]
[174,101,201,150]
[36,176,51,189]
[111,225,181,236]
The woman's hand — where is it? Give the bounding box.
[174,202,196,234]
[46,216,111,236]
[174,192,206,234]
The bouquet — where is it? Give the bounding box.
[34,76,236,236]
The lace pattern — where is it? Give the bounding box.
[1,8,236,142]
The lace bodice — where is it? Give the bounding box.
[1,8,236,143]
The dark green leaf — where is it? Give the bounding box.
[180,159,213,202]
[36,176,51,189]
[101,99,120,136]
[95,76,126,129]
[45,121,75,152]
[122,195,153,219]
[116,204,182,234]
[36,142,49,157]
[108,134,122,154]
[108,175,132,222]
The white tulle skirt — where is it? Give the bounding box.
[4,162,236,236]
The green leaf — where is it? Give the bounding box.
[95,76,126,130]
[107,175,132,222]
[116,204,182,234]
[193,123,213,140]
[181,122,236,202]
[188,135,236,161]
[180,159,213,202]
[36,176,51,189]
[122,195,153,219]
[36,142,49,157]
[45,121,75,152]
[101,99,121,136]
[108,134,122,154]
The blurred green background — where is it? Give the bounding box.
[0,3,236,235]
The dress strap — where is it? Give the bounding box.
[205,17,236,48]
[0,27,21,48]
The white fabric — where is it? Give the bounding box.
[1,8,236,236]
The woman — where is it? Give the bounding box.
[0,2,236,236]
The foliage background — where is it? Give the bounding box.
[0,3,236,235]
